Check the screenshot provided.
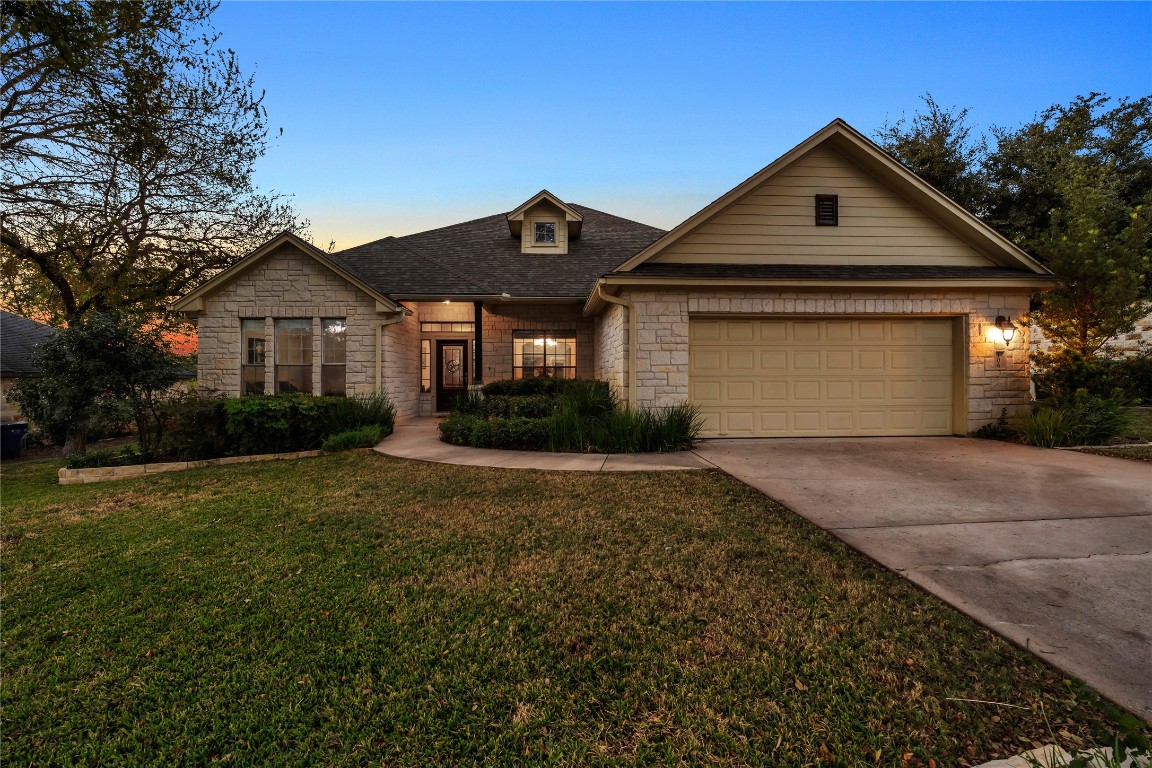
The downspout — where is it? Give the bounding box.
[375,310,409,395]
[595,283,636,407]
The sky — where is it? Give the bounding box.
[212,1,1152,250]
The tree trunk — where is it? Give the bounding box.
[63,433,87,457]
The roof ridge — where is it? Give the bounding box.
[568,204,666,232]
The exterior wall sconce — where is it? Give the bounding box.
[995,316,1016,345]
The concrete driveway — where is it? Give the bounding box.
[693,437,1152,720]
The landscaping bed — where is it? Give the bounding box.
[439,378,702,453]
[1,452,1141,766]
[63,392,394,470]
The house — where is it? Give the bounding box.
[0,310,56,422]
[173,119,1053,437]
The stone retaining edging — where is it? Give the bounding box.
[58,450,322,485]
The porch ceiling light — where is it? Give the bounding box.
[995,316,1016,344]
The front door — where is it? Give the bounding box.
[435,340,469,412]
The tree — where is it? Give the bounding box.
[8,311,182,456]
[1029,161,1151,355]
[875,93,987,212]
[0,0,305,324]
[875,93,1152,355]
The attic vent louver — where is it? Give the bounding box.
[815,194,838,226]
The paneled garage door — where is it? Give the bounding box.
[689,317,954,437]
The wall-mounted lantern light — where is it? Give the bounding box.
[995,316,1016,344]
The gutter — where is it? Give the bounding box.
[594,282,636,407]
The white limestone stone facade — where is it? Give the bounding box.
[599,288,1033,434]
[195,242,428,417]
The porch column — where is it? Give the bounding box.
[473,300,484,385]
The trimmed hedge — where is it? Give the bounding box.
[439,377,701,453]
[322,425,385,452]
[69,393,396,468]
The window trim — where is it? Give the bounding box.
[240,318,266,395]
[533,221,557,244]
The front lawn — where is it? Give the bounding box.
[0,454,1125,766]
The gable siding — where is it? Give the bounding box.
[651,145,996,267]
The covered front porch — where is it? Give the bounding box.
[387,299,597,417]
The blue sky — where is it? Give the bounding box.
[213,1,1152,249]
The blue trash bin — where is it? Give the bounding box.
[1,421,29,460]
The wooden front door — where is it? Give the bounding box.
[435,340,469,412]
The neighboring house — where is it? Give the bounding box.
[0,310,55,422]
[174,119,1053,437]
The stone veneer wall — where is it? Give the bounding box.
[596,302,627,396]
[480,303,595,382]
[191,241,440,417]
[616,288,1032,434]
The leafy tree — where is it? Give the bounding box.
[0,0,305,324]
[8,312,182,455]
[875,93,987,212]
[876,93,1152,355]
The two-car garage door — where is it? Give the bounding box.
[689,317,955,437]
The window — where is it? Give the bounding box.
[241,319,266,394]
[420,339,431,393]
[533,221,556,244]
[419,321,474,333]
[275,319,313,393]
[513,331,575,379]
[815,194,838,226]
[321,319,346,396]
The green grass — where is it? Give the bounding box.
[0,454,1129,766]
[1122,406,1152,442]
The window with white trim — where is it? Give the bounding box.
[533,221,556,244]
[321,319,346,396]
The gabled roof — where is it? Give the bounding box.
[506,189,584,238]
[0,310,55,377]
[333,205,664,299]
[611,118,1050,275]
[171,232,404,313]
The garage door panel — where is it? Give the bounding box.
[690,317,954,437]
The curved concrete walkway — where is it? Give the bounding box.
[375,417,711,471]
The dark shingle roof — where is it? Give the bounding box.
[0,310,55,377]
[619,264,1048,281]
[333,205,665,299]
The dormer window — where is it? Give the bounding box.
[534,222,556,244]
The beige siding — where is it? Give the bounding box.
[652,145,997,266]
[520,200,570,255]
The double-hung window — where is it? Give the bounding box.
[512,331,576,379]
[321,319,347,396]
[275,319,313,393]
[241,319,266,394]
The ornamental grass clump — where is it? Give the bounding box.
[1015,389,1136,448]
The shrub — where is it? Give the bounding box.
[325,394,396,436]
[322,425,385,452]
[223,394,337,456]
[158,392,230,460]
[1016,389,1136,447]
[1032,349,1126,401]
[1116,351,1152,404]
[439,413,550,450]
[481,376,582,398]
[65,444,145,469]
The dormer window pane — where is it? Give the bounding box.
[534,222,556,244]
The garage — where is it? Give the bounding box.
[689,316,957,437]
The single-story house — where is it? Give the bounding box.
[173,119,1053,437]
[0,310,56,422]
